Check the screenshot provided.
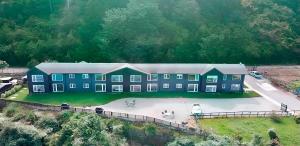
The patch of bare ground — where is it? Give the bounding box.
[249,66,300,91]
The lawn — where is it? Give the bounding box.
[7,87,259,106]
[200,117,300,146]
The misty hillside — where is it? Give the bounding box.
[0,0,299,66]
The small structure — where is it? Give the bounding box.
[0,77,12,83]
[0,83,13,93]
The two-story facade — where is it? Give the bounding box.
[27,63,247,94]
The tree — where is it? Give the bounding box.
[0,60,9,73]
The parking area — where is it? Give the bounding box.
[93,96,279,123]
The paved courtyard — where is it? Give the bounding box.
[93,97,279,123]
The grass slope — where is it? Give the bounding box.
[200,117,300,146]
[8,88,259,106]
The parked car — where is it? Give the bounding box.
[61,103,70,110]
[249,71,263,79]
[95,107,104,114]
[191,104,202,116]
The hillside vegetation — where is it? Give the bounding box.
[0,0,299,66]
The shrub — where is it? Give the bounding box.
[144,123,157,136]
[167,137,194,146]
[25,111,38,124]
[5,90,12,97]
[3,103,19,117]
[12,113,26,122]
[250,134,264,146]
[268,129,277,139]
[56,111,74,125]
[270,111,281,123]
[295,116,300,124]
[0,93,6,98]
[36,116,60,133]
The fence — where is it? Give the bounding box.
[199,110,291,119]
[0,99,200,134]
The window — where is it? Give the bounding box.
[231,84,241,91]
[206,75,218,83]
[130,85,141,92]
[33,85,45,92]
[147,84,158,92]
[222,84,226,89]
[163,83,169,88]
[95,74,106,81]
[32,75,44,82]
[176,84,182,89]
[112,85,123,92]
[52,74,63,81]
[232,75,241,81]
[82,74,89,79]
[223,75,227,81]
[164,74,170,79]
[69,83,76,88]
[188,74,199,81]
[95,84,106,92]
[83,83,89,88]
[187,84,198,92]
[130,75,141,82]
[177,74,183,79]
[147,74,158,81]
[205,85,217,92]
[52,83,64,92]
[69,74,75,79]
[111,75,123,82]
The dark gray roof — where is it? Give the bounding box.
[35,63,247,75]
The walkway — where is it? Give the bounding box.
[245,75,300,110]
[92,97,278,123]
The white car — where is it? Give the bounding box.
[249,71,263,79]
[191,104,202,116]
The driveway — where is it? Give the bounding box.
[92,97,278,123]
[245,75,300,110]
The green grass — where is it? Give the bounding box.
[200,117,300,146]
[8,88,259,106]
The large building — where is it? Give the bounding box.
[27,63,247,94]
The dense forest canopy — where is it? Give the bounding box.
[0,0,299,66]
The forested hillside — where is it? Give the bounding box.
[0,0,299,66]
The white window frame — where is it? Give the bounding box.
[223,75,227,81]
[147,74,158,81]
[69,74,75,79]
[205,85,217,92]
[112,85,123,92]
[206,75,218,83]
[130,75,141,82]
[82,74,89,79]
[187,84,198,92]
[83,83,89,88]
[52,83,64,92]
[188,74,199,81]
[52,74,63,81]
[69,83,76,88]
[33,85,45,92]
[163,83,169,88]
[176,74,183,79]
[147,83,158,92]
[95,74,106,81]
[130,85,141,92]
[95,84,106,92]
[164,74,170,79]
[111,75,123,82]
[222,84,226,89]
[231,84,241,91]
[232,75,241,81]
[31,75,44,82]
[176,84,182,89]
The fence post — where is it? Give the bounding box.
[249,112,251,117]
[241,112,243,118]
